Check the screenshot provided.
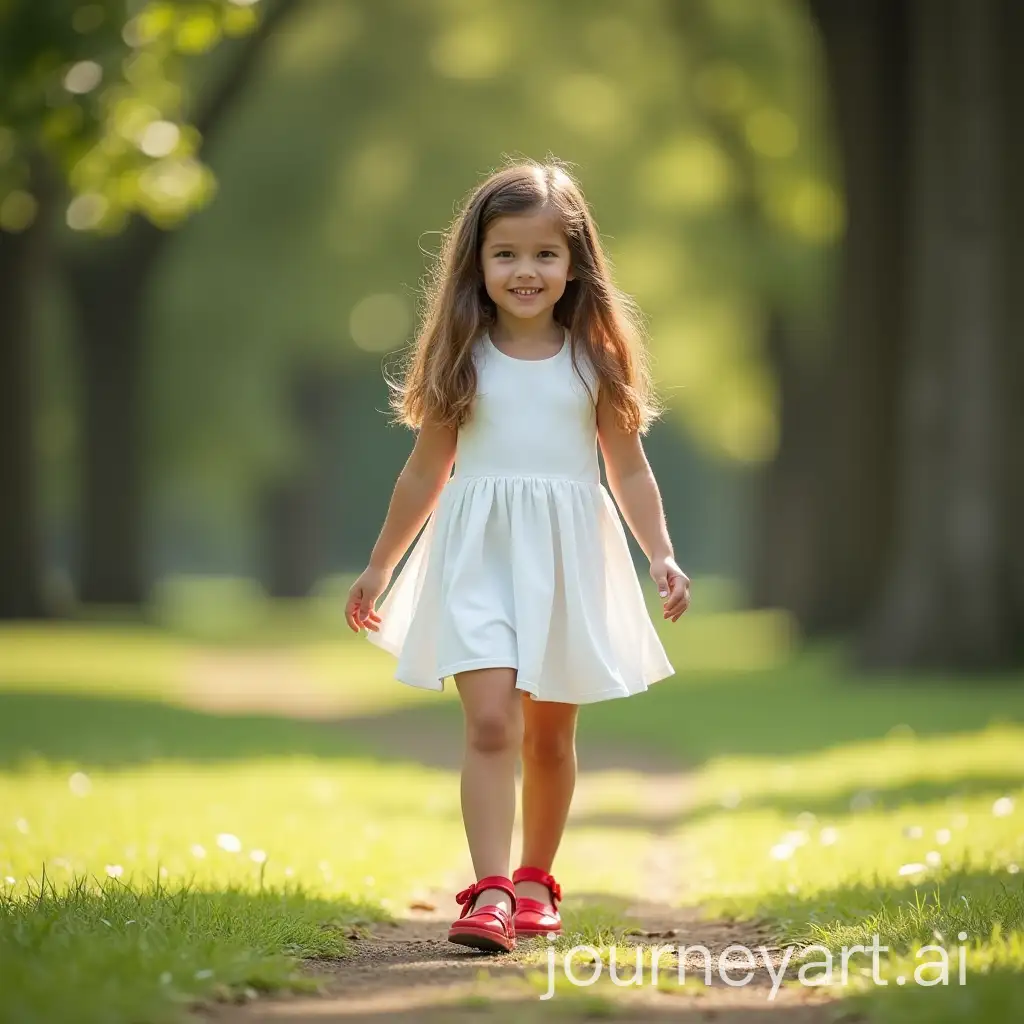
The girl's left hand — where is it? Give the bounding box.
[650,556,690,621]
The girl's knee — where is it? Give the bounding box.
[523,731,575,767]
[466,710,520,754]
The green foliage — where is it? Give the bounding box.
[0,0,261,231]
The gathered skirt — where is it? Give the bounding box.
[366,474,674,704]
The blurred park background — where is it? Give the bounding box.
[1,1,1023,1022]
[1,0,1020,669]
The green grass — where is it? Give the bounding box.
[0,875,370,1024]
[1,577,1023,1021]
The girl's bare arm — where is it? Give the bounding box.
[345,419,457,631]
[596,391,690,621]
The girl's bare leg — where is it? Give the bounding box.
[517,695,579,903]
[454,667,523,912]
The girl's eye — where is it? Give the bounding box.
[495,251,514,258]
[538,251,557,258]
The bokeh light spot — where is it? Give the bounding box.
[63,60,103,95]
[554,74,624,135]
[66,193,109,231]
[639,135,736,210]
[745,108,799,158]
[350,294,411,352]
[345,140,414,209]
[175,12,221,54]
[612,232,689,303]
[139,121,181,158]
[430,21,507,79]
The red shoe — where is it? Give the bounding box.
[447,874,517,952]
[511,865,562,937]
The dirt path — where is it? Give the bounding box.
[186,653,851,1023]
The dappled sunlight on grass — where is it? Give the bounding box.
[1,760,467,906]
[2,607,1023,1022]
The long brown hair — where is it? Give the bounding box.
[389,159,662,433]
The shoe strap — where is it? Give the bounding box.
[455,875,517,917]
[512,866,562,905]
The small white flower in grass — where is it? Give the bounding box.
[69,772,92,797]
[194,969,213,980]
[284,867,294,878]
[993,797,1014,818]
[936,828,952,845]
[249,849,267,864]
[1008,863,1020,875]
[820,827,839,846]
[770,843,795,861]
[105,864,124,878]
[159,867,168,878]
[783,830,809,847]
[191,844,206,859]
[903,825,923,840]
[4,877,15,885]
[898,862,926,877]
[14,818,29,834]
[216,833,242,853]
[786,883,799,895]
[925,851,942,867]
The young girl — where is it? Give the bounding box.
[345,160,690,953]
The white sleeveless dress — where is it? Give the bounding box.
[366,330,674,704]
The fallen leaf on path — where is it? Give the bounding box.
[408,899,437,911]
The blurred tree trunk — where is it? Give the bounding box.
[750,314,828,619]
[798,0,908,634]
[63,224,164,605]
[1002,0,1024,653]
[260,361,337,598]
[58,0,302,606]
[860,0,1012,667]
[0,217,48,618]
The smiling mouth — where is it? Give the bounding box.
[510,287,542,296]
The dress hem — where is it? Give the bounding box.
[383,656,675,705]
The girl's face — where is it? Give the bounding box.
[480,209,574,325]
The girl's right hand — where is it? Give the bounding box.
[345,566,390,633]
